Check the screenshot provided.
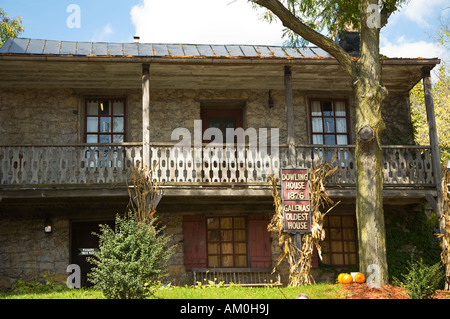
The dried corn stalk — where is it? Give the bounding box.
[268,159,339,286]
[438,167,450,290]
[127,161,160,224]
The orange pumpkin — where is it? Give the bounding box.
[354,272,366,283]
[341,273,353,284]
[337,273,346,283]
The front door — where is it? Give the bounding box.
[71,220,114,287]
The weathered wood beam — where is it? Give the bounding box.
[422,68,444,232]
[142,64,151,168]
[284,65,296,167]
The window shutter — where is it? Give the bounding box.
[183,215,207,270]
[248,214,272,268]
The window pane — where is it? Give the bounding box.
[87,101,98,115]
[208,230,220,241]
[221,255,233,267]
[234,217,245,229]
[99,135,111,143]
[312,118,323,133]
[113,135,124,143]
[209,256,219,267]
[113,100,124,115]
[323,101,333,116]
[324,135,335,145]
[99,101,110,115]
[87,135,97,143]
[100,117,111,132]
[329,216,341,227]
[343,241,357,252]
[336,118,347,133]
[207,218,220,229]
[330,228,342,240]
[221,217,233,229]
[324,118,335,133]
[311,101,321,116]
[234,243,247,254]
[235,255,247,267]
[346,254,357,265]
[87,117,98,132]
[312,135,323,145]
[343,229,356,240]
[221,230,233,241]
[113,117,124,133]
[234,230,246,241]
[336,135,348,145]
[208,243,219,254]
[342,216,355,227]
[331,254,344,265]
[335,101,346,116]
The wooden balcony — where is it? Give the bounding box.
[0,144,436,191]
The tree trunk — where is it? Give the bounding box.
[353,0,389,286]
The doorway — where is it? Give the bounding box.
[71,220,114,287]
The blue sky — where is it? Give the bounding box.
[1,0,448,60]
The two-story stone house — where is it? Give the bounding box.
[0,37,442,289]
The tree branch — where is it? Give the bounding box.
[251,0,356,77]
[380,0,399,28]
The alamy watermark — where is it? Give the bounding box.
[66,4,81,29]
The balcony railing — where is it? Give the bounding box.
[0,143,435,187]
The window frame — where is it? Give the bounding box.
[206,216,248,268]
[322,214,358,267]
[84,97,127,144]
[309,98,350,145]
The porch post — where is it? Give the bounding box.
[284,65,302,249]
[422,68,444,232]
[142,64,151,168]
[284,66,296,167]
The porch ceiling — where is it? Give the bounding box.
[0,58,438,92]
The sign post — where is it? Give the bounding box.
[280,168,311,234]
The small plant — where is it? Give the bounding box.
[395,257,444,299]
[87,212,174,299]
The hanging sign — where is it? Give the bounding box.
[78,248,98,256]
[280,168,311,234]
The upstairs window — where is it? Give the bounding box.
[310,99,349,145]
[85,98,126,143]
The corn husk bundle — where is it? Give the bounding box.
[127,161,160,224]
[438,167,450,290]
[268,159,339,286]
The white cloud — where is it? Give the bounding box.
[130,0,285,45]
[380,36,444,59]
[393,0,448,28]
[90,23,114,42]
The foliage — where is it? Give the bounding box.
[0,9,24,47]
[9,279,67,295]
[87,212,174,299]
[394,256,444,299]
[251,0,409,46]
[410,66,450,165]
[385,208,442,282]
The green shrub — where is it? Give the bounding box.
[87,212,174,299]
[395,257,444,299]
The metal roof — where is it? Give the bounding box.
[0,38,333,59]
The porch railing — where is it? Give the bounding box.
[0,143,435,187]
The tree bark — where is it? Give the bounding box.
[251,0,391,285]
[353,0,388,286]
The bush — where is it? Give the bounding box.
[87,212,174,299]
[395,257,444,299]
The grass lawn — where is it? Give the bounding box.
[0,283,344,299]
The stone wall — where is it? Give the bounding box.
[0,216,70,290]
[0,88,414,146]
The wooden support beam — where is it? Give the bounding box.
[142,64,151,168]
[284,65,296,167]
[423,68,444,232]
